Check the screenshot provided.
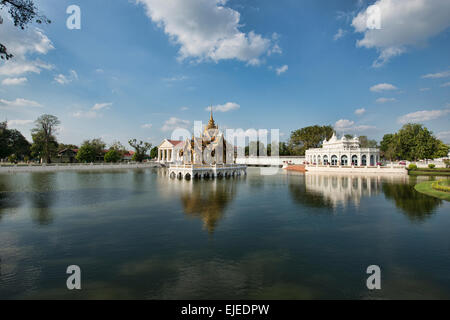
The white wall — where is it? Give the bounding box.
[236,156,305,166]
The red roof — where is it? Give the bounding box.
[168,140,183,146]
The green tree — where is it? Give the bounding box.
[129,139,152,162]
[104,149,121,163]
[31,114,60,163]
[0,0,51,60]
[76,139,106,163]
[289,125,334,156]
[359,136,378,148]
[433,141,449,158]
[0,121,30,160]
[380,124,445,161]
[150,146,158,159]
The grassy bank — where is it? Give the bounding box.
[414,180,450,201]
[409,167,450,176]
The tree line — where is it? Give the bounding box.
[0,115,157,164]
[244,124,448,161]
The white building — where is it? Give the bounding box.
[305,133,380,166]
[157,139,183,163]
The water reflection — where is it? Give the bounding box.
[177,179,238,233]
[382,181,442,222]
[289,173,385,209]
[288,172,442,220]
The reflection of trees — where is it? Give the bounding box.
[382,182,441,222]
[288,177,334,209]
[180,180,237,233]
[29,173,56,225]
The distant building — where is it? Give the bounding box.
[57,148,78,163]
[157,139,184,163]
[305,133,380,166]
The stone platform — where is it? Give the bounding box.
[168,164,247,179]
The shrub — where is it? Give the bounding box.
[428,164,436,169]
[432,180,450,193]
[104,149,121,163]
[408,164,417,170]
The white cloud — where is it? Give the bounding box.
[207,102,240,113]
[7,119,33,127]
[0,98,42,108]
[1,77,27,85]
[422,70,450,79]
[161,117,190,131]
[370,83,397,92]
[440,82,450,87]
[72,103,112,119]
[54,70,78,85]
[376,97,396,103]
[141,123,153,129]
[91,102,112,111]
[335,119,376,133]
[333,28,346,41]
[163,75,188,82]
[398,108,450,124]
[136,0,279,65]
[354,108,366,115]
[352,0,450,67]
[0,9,54,76]
[420,88,431,92]
[180,106,189,111]
[275,65,288,75]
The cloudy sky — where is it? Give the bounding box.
[0,0,449,147]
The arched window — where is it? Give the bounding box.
[352,155,358,166]
[370,155,375,166]
[361,155,367,166]
[317,155,321,165]
[341,155,348,166]
[331,155,338,166]
[323,155,329,165]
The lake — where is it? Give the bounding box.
[0,168,449,299]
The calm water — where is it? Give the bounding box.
[0,168,449,299]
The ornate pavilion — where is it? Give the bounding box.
[168,110,246,179]
[305,133,380,166]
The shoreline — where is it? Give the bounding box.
[0,163,161,173]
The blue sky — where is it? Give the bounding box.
[0,0,449,148]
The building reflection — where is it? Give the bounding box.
[301,173,384,208]
[174,178,238,234]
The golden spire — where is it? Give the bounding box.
[206,105,217,130]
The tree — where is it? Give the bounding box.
[76,139,106,163]
[433,141,449,159]
[379,124,446,161]
[104,149,121,163]
[0,0,51,60]
[30,114,60,163]
[30,130,57,162]
[0,121,30,160]
[104,141,126,163]
[289,125,334,156]
[359,136,378,148]
[128,139,152,162]
[150,146,158,159]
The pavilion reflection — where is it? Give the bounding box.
[176,178,238,234]
[302,173,384,208]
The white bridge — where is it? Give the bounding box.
[169,164,247,179]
